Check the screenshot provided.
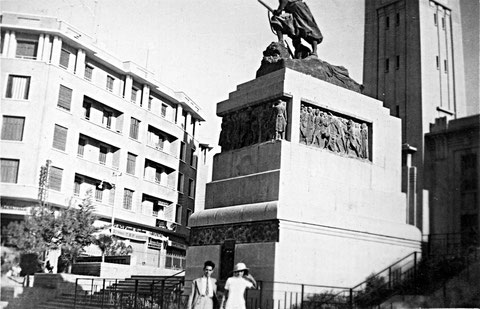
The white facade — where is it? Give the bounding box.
[0,12,204,272]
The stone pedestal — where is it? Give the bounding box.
[186,68,421,299]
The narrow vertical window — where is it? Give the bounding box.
[95,186,103,202]
[84,65,93,81]
[129,118,140,139]
[123,189,134,210]
[1,159,19,183]
[395,13,400,26]
[83,102,91,120]
[48,166,63,191]
[74,177,82,196]
[6,75,30,100]
[59,49,70,69]
[385,58,390,72]
[106,76,114,92]
[52,124,68,151]
[148,96,153,111]
[131,88,138,103]
[177,173,184,193]
[434,13,438,26]
[441,17,445,29]
[444,60,448,73]
[161,104,167,118]
[77,138,86,157]
[188,178,195,198]
[126,153,137,175]
[385,16,390,29]
[180,142,186,161]
[1,116,25,141]
[103,110,112,129]
[99,145,108,164]
[395,55,400,70]
[57,85,73,111]
[436,56,440,69]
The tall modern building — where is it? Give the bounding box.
[363,0,475,231]
[0,12,204,273]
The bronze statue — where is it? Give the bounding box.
[270,0,323,58]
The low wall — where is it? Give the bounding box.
[72,262,182,278]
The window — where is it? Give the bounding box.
[148,96,153,111]
[186,209,192,227]
[123,189,134,210]
[126,153,136,175]
[48,166,63,191]
[444,60,448,73]
[436,56,440,69]
[106,76,114,92]
[434,13,438,26]
[161,104,167,118]
[177,173,184,193]
[131,88,138,103]
[385,58,390,73]
[103,110,112,129]
[57,85,73,111]
[155,168,162,183]
[1,116,25,141]
[395,13,400,26]
[52,124,68,151]
[188,179,195,198]
[385,16,390,29]
[180,142,186,161]
[395,55,400,70]
[441,17,445,29]
[190,148,197,168]
[95,186,103,202]
[59,49,70,69]
[83,102,91,120]
[5,75,30,99]
[84,65,93,81]
[1,159,19,183]
[175,205,182,224]
[78,138,86,157]
[129,118,140,139]
[99,145,108,164]
[16,40,38,59]
[183,111,187,129]
[74,177,82,196]
[192,119,196,137]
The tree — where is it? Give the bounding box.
[57,193,99,271]
[93,234,133,262]
[3,191,100,273]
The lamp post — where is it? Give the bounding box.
[98,171,122,234]
[110,171,122,234]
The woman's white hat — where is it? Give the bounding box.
[233,262,248,272]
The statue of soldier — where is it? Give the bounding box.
[270,0,323,58]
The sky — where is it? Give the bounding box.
[1,0,365,146]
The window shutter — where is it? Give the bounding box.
[1,116,25,141]
[127,153,136,174]
[48,167,63,191]
[52,124,68,151]
[57,85,72,111]
[16,41,38,59]
[59,49,70,68]
[1,159,19,183]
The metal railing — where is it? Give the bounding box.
[73,273,186,309]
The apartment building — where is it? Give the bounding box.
[0,12,204,272]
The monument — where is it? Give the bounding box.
[186,1,422,306]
